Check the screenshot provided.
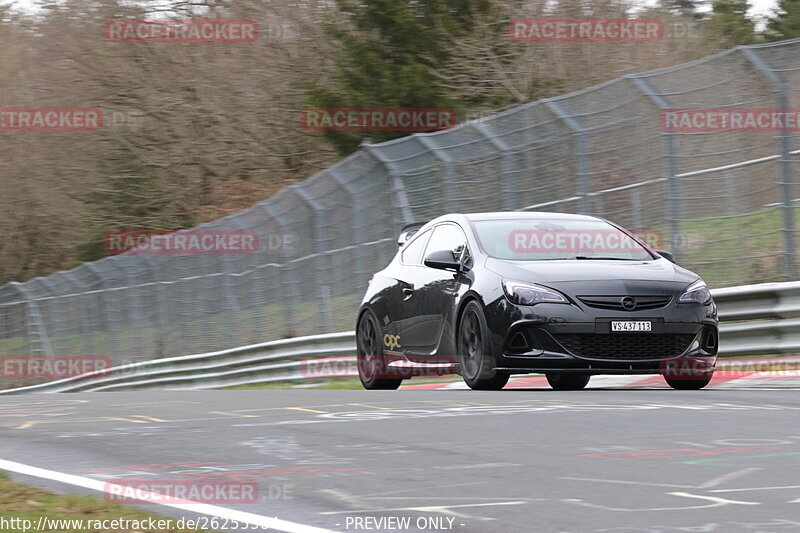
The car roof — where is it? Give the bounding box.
[464,211,599,221]
[431,212,603,224]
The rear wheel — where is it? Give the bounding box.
[356,310,402,390]
[664,372,713,390]
[457,301,509,390]
[546,373,590,391]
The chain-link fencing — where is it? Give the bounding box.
[2,39,800,369]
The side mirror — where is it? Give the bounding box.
[424,249,460,271]
[657,250,676,264]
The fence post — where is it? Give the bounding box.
[291,185,332,333]
[415,135,457,213]
[329,169,367,294]
[9,282,54,357]
[741,46,797,280]
[627,75,683,260]
[473,122,518,211]
[631,187,643,229]
[362,143,415,227]
[84,263,115,359]
[221,220,247,349]
[103,261,130,361]
[259,202,298,337]
[545,100,591,214]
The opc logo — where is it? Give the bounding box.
[383,335,402,350]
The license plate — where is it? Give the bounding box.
[611,321,652,332]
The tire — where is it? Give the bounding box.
[356,310,402,390]
[457,301,509,390]
[664,372,713,390]
[546,373,591,391]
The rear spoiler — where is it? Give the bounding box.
[397,221,427,247]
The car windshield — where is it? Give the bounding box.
[472,218,655,261]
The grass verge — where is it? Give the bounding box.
[0,472,215,532]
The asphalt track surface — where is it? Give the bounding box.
[1,384,800,533]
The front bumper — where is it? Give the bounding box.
[486,298,719,375]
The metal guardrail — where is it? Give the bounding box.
[2,281,800,394]
[0,332,357,394]
[715,281,800,357]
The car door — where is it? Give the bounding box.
[379,228,432,356]
[402,223,470,355]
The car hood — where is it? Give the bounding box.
[484,257,698,289]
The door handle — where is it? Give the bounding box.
[402,288,414,300]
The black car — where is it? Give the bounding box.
[356,212,719,391]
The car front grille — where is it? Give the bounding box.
[552,333,696,359]
[577,295,672,311]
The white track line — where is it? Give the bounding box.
[0,459,334,533]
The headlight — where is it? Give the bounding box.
[502,280,568,305]
[679,279,711,304]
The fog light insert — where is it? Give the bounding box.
[702,329,717,352]
[508,331,530,353]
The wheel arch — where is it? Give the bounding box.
[454,291,486,340]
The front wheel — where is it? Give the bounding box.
[356,310,402,390]
[457,301,509,390]
[546,373,590,391]
[664,372,713,390]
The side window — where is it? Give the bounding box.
[424,224,469,262]
[401,230,431,265]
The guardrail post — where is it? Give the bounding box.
[627,75,683,259]
[545,100,591,214]
[741,46,797,280]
